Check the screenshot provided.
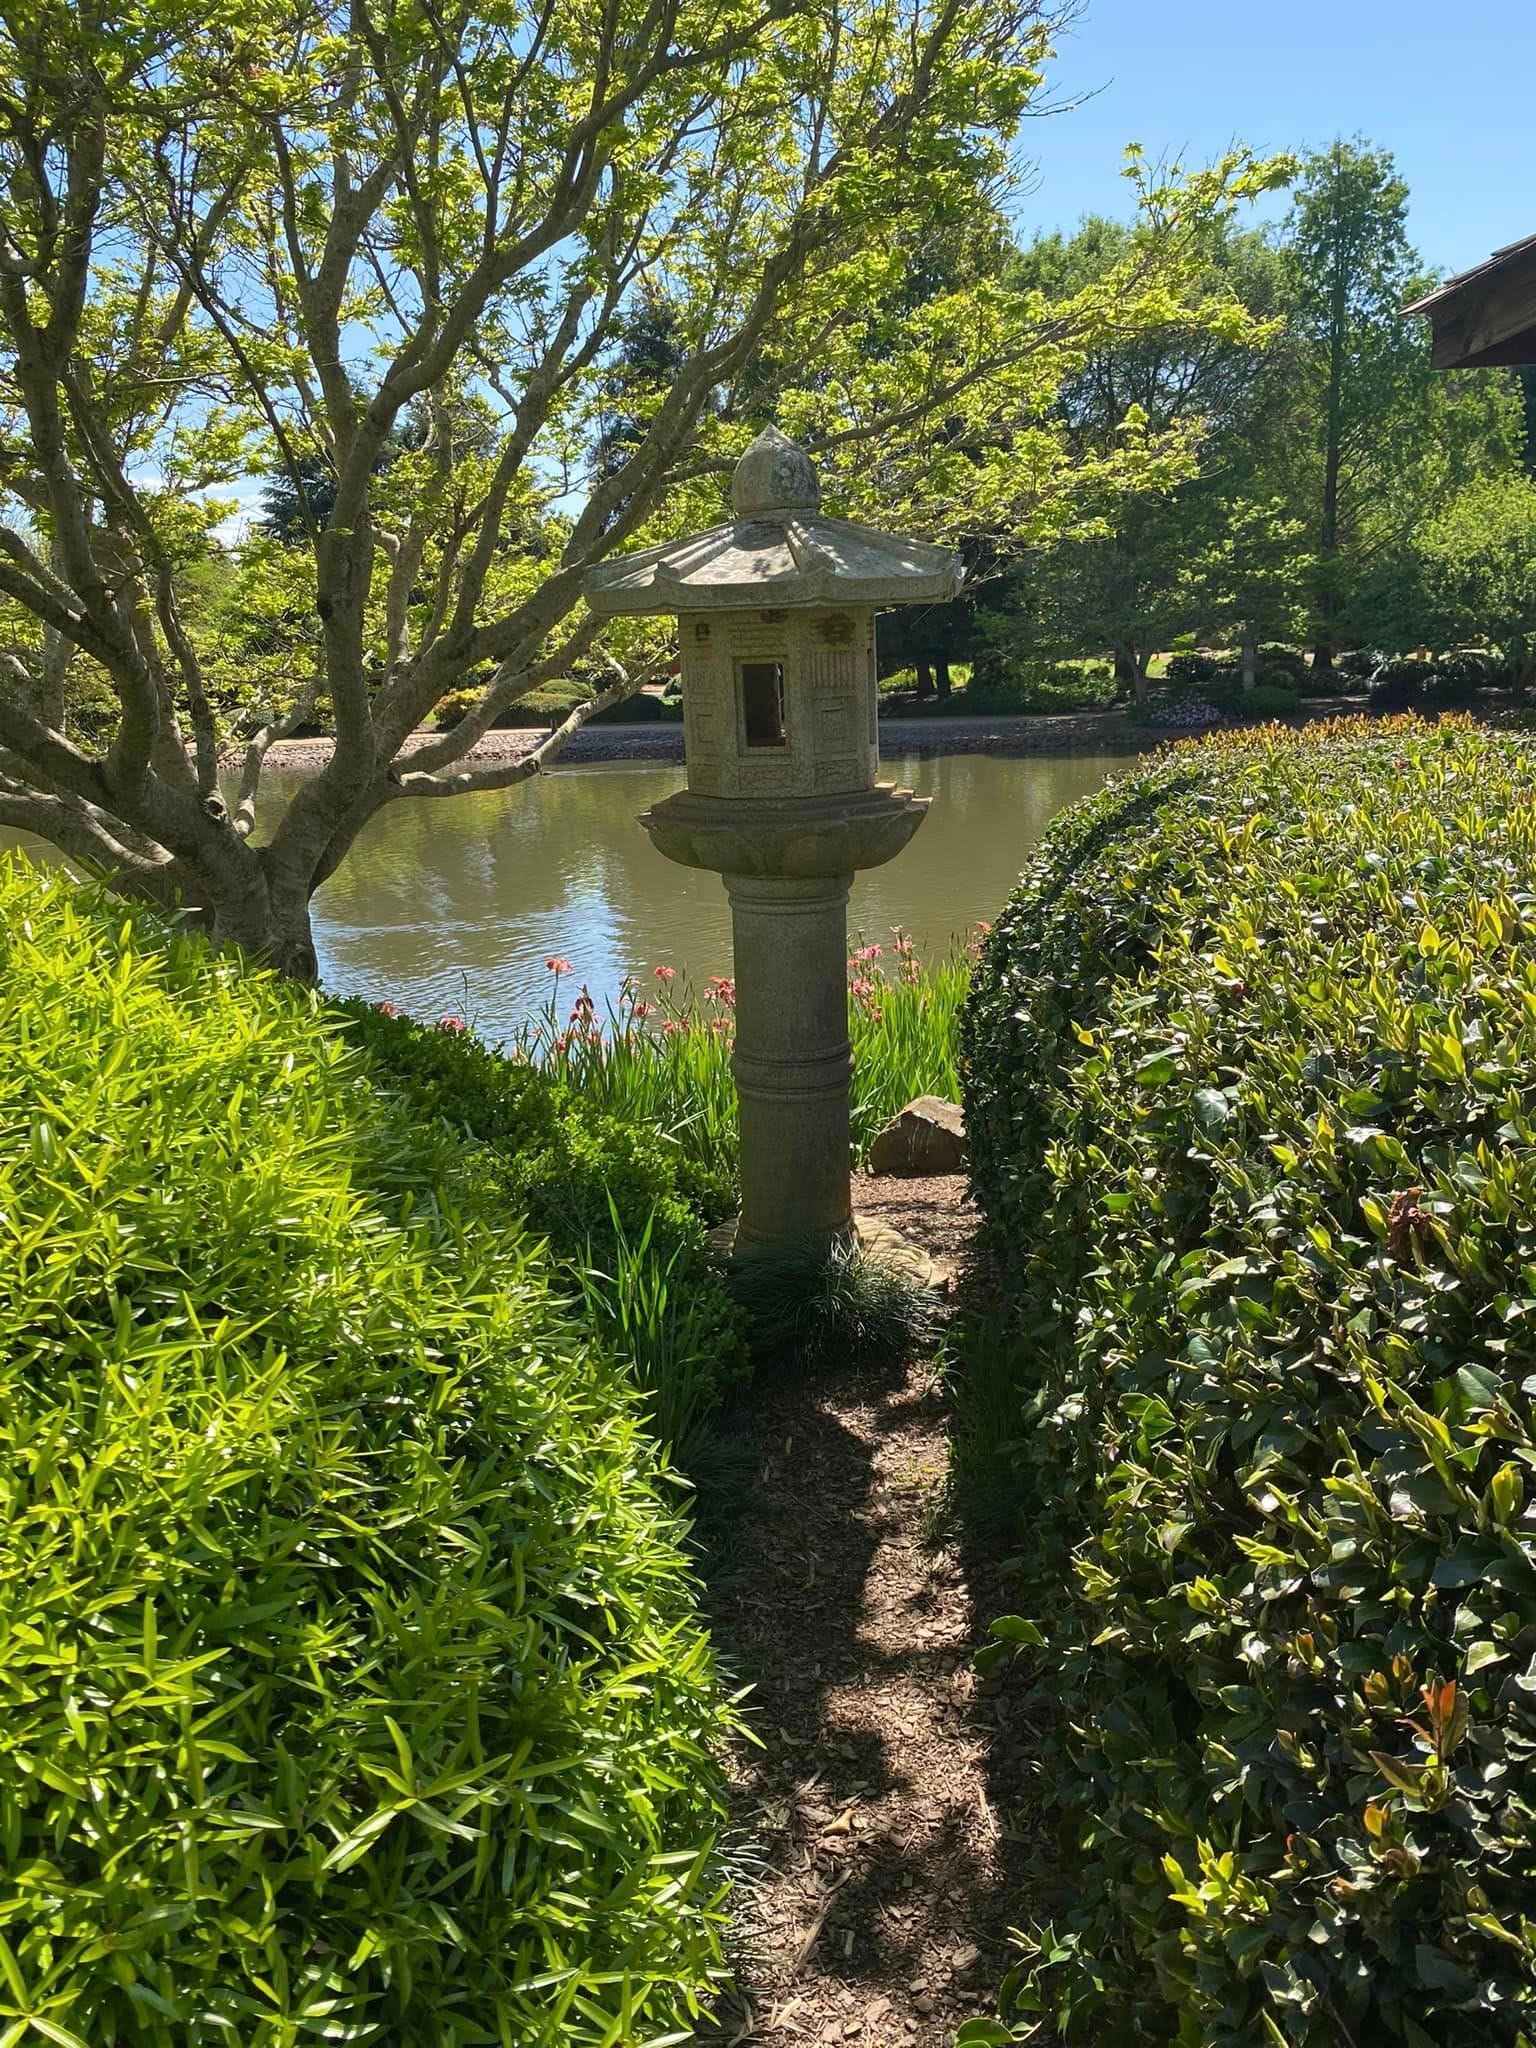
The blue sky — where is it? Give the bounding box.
[1014,0,1535,277]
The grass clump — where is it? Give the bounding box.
[337,995,749,1461]
[0,858,733,2046]
[959,719,1536,2045]
[726,1237,941,1375]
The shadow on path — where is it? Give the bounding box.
[693,1177,1050,2046]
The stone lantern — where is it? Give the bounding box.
[583,426,962,1251]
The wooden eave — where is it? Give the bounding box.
[1405,233,1536,368]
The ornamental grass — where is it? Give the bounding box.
[510,929,974,1180]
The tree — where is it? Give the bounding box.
[876,596,972,699]
[1184,494,1309,685]
[1283,140,1523,669]
[0,0,1275,975]
[965,211,1296,699]
[1412,474,1536,690]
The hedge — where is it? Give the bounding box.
[960,718,1536,2045]
[0,858,733,2045]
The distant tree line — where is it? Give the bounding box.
[881,140,1533,703]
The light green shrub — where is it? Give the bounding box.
[0,859,732,2046]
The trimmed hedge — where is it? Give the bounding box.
[0,860,733,2045]
[961,719,1536,2044]
[1238,681,1301,718]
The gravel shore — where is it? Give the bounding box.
[247,706,1151,775]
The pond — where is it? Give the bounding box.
[261,749,1121,1041]
[1,749,1125,1043]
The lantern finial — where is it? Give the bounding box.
[731,425,820,518]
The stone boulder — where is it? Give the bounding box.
[867,1096,968,1178]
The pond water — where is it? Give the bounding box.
[2,749,1124,1042]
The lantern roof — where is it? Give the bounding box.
[582,426,964,616]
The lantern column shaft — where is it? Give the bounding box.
[725,871,855,1249]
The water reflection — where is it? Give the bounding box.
[273,751,1120,1040]
[0,750,1124,1044]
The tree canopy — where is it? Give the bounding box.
[0,0,1279,970]
[958,141,1527,697]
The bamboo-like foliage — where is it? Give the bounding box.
[335,993,750,1464]
[0,858,732,2045]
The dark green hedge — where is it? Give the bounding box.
[0,859,733,2044]
[960,717,1536,2045]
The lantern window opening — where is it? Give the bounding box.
[739,659,787,749]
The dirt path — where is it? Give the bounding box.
[697,1177,1045,2046]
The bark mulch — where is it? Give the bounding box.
[695,1172,1049,2046]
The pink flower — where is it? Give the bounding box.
[851,976,875,1000]
[633,1000,655,1020]
[438,1015,467,1033]
[849,944,883,964]
[661,1019,684,1038]
[653,963,678,983]
[546,955,573,976]
[374,1000,401,1017]
[705,975,735,1007]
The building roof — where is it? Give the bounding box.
[1405,233,1536,368]
[583,426,964,615]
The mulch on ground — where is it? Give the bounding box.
[696,1173,1049,2046]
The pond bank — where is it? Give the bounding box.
[236,694,1389,774]
[240,705,1153,774]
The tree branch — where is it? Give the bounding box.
[390,664,645,797]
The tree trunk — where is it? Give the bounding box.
[935,661,952,700]
[1240,625,1258,691]
[1114,642,1138,691]
[160,847,323,985]
[914,662,935,702]
[1313,150,1347,682]
[207,891,320,983]
[1131,647,1152,706]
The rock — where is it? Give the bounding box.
[867,1096,968,1177]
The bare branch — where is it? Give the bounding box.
[390,665,646,797]
[232,671,322,839]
